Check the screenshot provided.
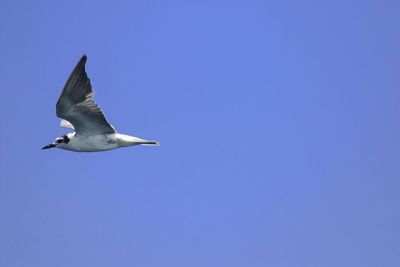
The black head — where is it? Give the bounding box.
[42,135,70,150]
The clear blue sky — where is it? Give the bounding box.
[1,1,399,266]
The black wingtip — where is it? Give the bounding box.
[79,54,87,64]
[72,55,87,71]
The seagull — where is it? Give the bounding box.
[42,55,159,152]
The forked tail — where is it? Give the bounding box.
[117,134,159,147]
[140,141,160,146]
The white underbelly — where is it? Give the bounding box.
[63,134,120,152]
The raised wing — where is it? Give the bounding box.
[56,55,116,136]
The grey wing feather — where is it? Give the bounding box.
[56,55,116,135]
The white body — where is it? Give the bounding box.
[57,132,157,152]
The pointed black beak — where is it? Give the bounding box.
[42,144,56,150]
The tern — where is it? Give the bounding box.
[42,55,159,152]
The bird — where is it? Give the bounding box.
[42,55,159,152]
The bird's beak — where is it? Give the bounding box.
[42,144,56,150]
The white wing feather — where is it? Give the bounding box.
[60,119,75,130]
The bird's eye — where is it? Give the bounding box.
[63,135,70,144]
[56,139,63,143]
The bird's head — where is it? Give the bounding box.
[42,134,70,150]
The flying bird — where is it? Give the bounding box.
[42,55,159,152]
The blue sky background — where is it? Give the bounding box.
[1,1,399,266]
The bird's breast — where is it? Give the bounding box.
[62,134,120,152]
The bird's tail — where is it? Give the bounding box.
[140,141,160,146]
[117,134,159,147]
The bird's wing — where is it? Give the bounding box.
[60,119,75,130]
[56,55,116,136]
